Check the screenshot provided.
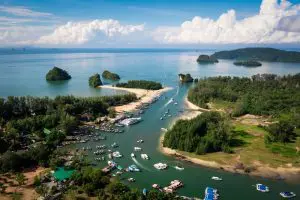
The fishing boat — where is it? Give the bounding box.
[128,178,136,182]
[134,147,142,151]
[141,154,149,160]
[280,192,296,198]
[211,176,222,181]
[112,151,123,158]
[131,153,135,158]
[256,184,269,192]
[175,166,184,171]
[153,163,168,170]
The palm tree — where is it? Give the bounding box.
[15,173,26,186]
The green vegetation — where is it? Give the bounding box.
[265,121,297,144]
[89,73,102,87]
[196,55,219,64]
[102,70,120,81]
[234,60,262,67]
[188,74,300,118]
[178,74,193,83]
[163,112,234,154]
[46,67,71,81]
[0,94,137,172]
[116,80,163,90]
[212,47,300,62]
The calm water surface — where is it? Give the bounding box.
[0,50,299,199]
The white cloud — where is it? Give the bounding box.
[36,19,145,45]
[154,0,300,44]
[0,6,52,17]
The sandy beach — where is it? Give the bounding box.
[159,97,300,182]
[100,85,173,113]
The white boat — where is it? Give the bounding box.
[175,166,184,171]
[256,184,269,192]
[131,153,135,158]
[154,163,168,170]
[119,117,142,126]
[137,139,144,143]
[112,151,123,158]
[211,176,222,181]
[128,178,136,182]
[160,117,163,120]
[134,147,142,151]
[280,192,296,198]
[141,154,149,160]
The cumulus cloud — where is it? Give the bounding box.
[0,6,52,17]
[36,19,144,45]
[154,0,300,44]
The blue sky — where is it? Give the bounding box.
[0,0,300,47]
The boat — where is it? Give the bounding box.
[128,178,136,182]
[280,192,296,198]
[256,184,269,192]
[112,151,123,158]
[175,166,184,171]
[131,153,135,158]
[153,163,168,170]
[141,154,149,160]
[137,139,144,143]
[127,164,140,172]
[160,117,163,120]
[152,184,160,189]
[143,188,147,196]
[119,117,142,126]
[204,187,219,200]
[161,128,168,132]
[211,176,222,181]
[111,142,119,148]
[134,147,142,151]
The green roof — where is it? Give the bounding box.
[53,167,74,181]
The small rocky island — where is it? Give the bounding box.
[46,67,71,81]
[178,73,194,83]
[196,55,219,64]
[102,70,120,80]
[234,60,262,67]
[89,73,103,87]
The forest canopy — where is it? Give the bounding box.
[116,80,162,90]
[89,73,102,87]
[102,70,120,80]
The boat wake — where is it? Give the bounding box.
[163,87,179,108]
[132,157,152,172]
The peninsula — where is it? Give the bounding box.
[211,47,300,62]
[46,67,71,81]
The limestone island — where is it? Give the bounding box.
[89,73,103,87]
[211,47,300,62]
[178,73,194,83]
[102,70,120,80]
[196,55,219,64]
[46,66,71,81]
[234,60,262,67]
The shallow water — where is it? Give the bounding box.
[1,49,299,199]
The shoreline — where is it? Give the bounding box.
[159,97,300,182]
[100,85,173,113]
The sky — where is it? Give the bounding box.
[0,0,300,48]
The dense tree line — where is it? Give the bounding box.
[163,112,233,154]
[89,73,103,87]
[116,80,162,90]
[233,60,262,67]
[188,74,300,117]
[102,70,120,81]
[46,67,71,81]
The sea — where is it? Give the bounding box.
[0,48,299,199]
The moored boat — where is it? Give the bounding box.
[280,192,296,198]
[211,176,222,181]
[131,153,135,158]
[141,153,149,160]
[134,147,142,151]
[154,163,168,170]
[256,184,269,192]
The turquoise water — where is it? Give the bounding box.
[1,49,300,199]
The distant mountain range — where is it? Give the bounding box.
[211,48,300,63]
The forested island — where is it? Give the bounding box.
[178,73,194,83]
[89,73,102,87]
[116,80,163,90]
[46,67,71,81]
[211,48,300,62]
[102,70,120,80]
[163,112,233,154]
[234,60,262,67]
[196,55,219,64]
